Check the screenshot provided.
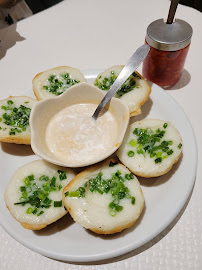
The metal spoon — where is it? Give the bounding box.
[92,44,150,120]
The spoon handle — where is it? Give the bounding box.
[167,0,180,24]
[92,44,150,120]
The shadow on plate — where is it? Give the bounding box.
[130,97,153,124]
[162,69,191,91]
[1,142,34,156]
[0,24,25,61]
[139,154,183,187]
[33,213,74,236]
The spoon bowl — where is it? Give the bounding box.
[92,44,150,119]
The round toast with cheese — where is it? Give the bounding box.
[33,66,86,100]
[0,96,37,144]
[4,159,76,230]
[63,159,144,234]
[117,119,183,177]
[94,65,151,116]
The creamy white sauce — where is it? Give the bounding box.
[45,103,118,165]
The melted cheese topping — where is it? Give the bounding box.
[45,103,118,165]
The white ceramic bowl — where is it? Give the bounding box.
[30,82,129,167]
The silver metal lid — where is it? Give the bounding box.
[146,18,193,51]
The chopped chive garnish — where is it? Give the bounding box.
[131,197,135,205]
[28,175,35,181]
[167,149,174,155]
[125,173,134,180]
[67,170,136,216]
[20,186,26,192]
[129,126,174,163]
[7,100,14,105]
[110,210,116,217]
[39,175,49,181]
[37,211,44,216]
[155,157,162,163]
[137,149,144,155]
[156,152,162,158]
[32,208,37,214]
[178,143,182,149]
[69,191,80,197]
[50,176,56,187]
[1,102,31,135]
[43,73,80,96]
[24,177,31,186]
[94,70,137,97]
[58,170,67,180]
[54,201,62,207]
[26,207,33,214]
[64,191,69,197]
[14,201,27,205]
[14,171,69,215]
[163,123,168,128]
[129,139,137,147]
[115,205,123,212]
[128,151,135,157]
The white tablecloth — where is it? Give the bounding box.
[0,0,201,269]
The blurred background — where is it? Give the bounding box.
[0,0,201,30]
[25,0,63,14]
[25,0,201,13]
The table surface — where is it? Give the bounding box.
[0,0,201,269]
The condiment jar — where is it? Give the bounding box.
[142,19,193,87]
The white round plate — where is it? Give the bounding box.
[0,70,197,262]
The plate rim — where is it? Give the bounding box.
[0,70,198,262]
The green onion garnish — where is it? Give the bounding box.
[37,211,44,216]
[128,151,135,157]
[129,127,174,163]
[26,207,33,214]
[58,170,67,180]
[64,191,69,197]
[66,170,136,217]
[54,201,62,207]
[178,143,182,149]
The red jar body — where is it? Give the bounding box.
[142,42,190,87]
